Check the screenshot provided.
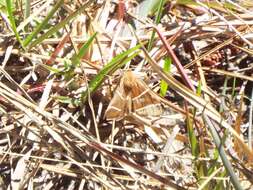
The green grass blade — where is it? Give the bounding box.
[24,0,31,32]
[5,0,24,48]
[24,0,30,18]
[203,115,243,190]
[214,170,227,190]
[60,32,97,81]
[40,63,62,73]
[55,96,73,104]
[23,0,64,47]
[147,0,166,51]
[196,81,202,96]
[187,116,198,157]
[81,45,141,103]
[160,57,171,97]
[71,32,97,65]
[189,81,201,157]
[27,0,94,49]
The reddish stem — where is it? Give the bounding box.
[45,33,70,65]
[153,26,195,91]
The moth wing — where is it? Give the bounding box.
[105,86,127,120]
[106,71,165,120]
[135,103,164,117]
[132,80,164,117]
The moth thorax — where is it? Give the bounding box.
[123,79,135,94]
[123,85,132,94]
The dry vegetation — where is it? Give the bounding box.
[0,0,253,189]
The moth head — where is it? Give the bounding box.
[121,71,138,94]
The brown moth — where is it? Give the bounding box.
[105,71,164,121]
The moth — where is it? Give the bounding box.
[105,71,165,121]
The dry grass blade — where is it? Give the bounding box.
[202,67,253,82]
[1,1,253,189]
[137,39,253,160]
[0,81,183,189]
